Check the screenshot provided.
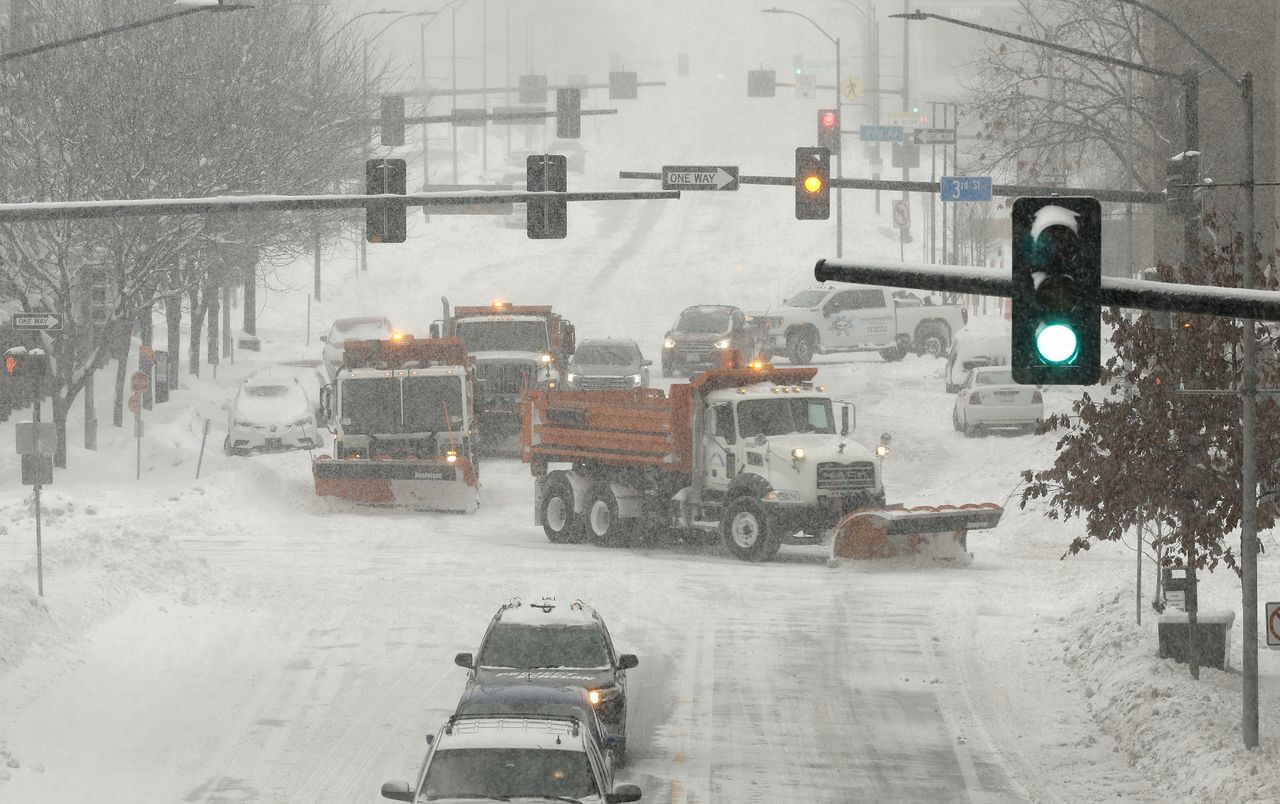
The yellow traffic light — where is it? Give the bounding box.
[804,175,824,193]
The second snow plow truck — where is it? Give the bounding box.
[522,353,887,561]
[313,336,480,513]
[432,298,575,456]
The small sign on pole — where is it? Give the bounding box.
[892,200,911,229]
[1267,602,1280,649]
[940,176,994,203]
[661,166,739,192]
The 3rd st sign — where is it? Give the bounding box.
[661,166,739,192]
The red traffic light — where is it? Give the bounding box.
[820,110,837,129]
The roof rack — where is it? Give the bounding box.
[445,713,581,738]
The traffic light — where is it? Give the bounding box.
[1011,196,1102,385]
[555,88,581,139]
[527,154,567,239]
[1166,152,1200,217]
[608,71,638,100]
[4,352,20,377]
[380,95,405,147]
[747,70,776,98]
[793,54,805,77]
[795,147,830,220]
[366,158,407,244]
[818,108,840,154]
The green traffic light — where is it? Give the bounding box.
[1036,323,1079,364]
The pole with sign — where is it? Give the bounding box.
[131,371,148,480]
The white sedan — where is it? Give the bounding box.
[952,366,1043,437]
[225,376,323,455]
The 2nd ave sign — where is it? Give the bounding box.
[661,166,739,191]
[11,312,62,331]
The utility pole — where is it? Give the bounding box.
[451,6,458,183]
[900,0,910,203]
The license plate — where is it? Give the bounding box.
[266,437,283,448]
[993,391,1019,403]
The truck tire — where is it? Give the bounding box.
[786,330,815,365]
[720,496,782,562]
[915,323,950,358]
[541,474,583,544]
[585,485,632,548]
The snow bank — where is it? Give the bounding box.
[0,515,221,675]
[1064,590,1279,802]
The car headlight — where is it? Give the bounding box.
[663,336,676,349]
[715,338,732,349]
[566,373,578,383]
[588,686,622,706]
[629,373,642,387]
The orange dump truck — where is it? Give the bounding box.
[522,357,886,561]
[313,337,480,513]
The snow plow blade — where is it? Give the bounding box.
[830,504,1003,563]
[313,457,479,513]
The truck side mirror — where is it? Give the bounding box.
[319,386,332,421]
[565,323,576,355]
[429,322,442,339]
[841,404,853,436]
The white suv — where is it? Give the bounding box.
[381,715,642,803]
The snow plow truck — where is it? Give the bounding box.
[431,298,576,456]
[522,352,887,561]
[313,336,480,513]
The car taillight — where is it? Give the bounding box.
[1032,390,1043,404]
[969,392,982,405]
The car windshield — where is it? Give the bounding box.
[736,398,835,437]
[976,370,1015,386]
[784,290,828,307]
[419,747,598,801]
[402,376,466,432]
[676,310,730,334]
[480,623,609,668]
[574,343,638,364]
[456,320,550,353]
[339,377,400,434]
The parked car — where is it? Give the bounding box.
[320,316,394,377]
[453,684,623,768]
[454,597,638,754]
[566,338,651,390]
[661,304,757,378]
[380,714,641,804]
[268,359,330,423]
[952,365,1043,437]
[944,324,1012,394]
[225,375,322,455]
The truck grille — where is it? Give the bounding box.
[817,462,876,491]
[577,375,632,390]
[477,362,535,395]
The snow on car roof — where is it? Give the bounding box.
[497,600,599,626]
[440,716,586,752]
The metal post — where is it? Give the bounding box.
[835,35,843,258]
[1240,70,1258,749]
[313,229,322,302]
[951,103,960,264]
[135,395,142,481]
[84,368,96,450]
[871,7,881,214]
[451,6,458,184]
[481,0,488,172]
[361,39,369,273]
[900,0,910,202]
[929,100,937,263]
[32,362,43,597]
[421,20,429,192]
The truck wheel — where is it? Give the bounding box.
[720,497,782,562]
[786,331,815,365]
[585,485,632,547]
[916,326,949,358]
[541,475,583,544]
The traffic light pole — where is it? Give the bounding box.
[835,35,843,259]
[32,357,43,598]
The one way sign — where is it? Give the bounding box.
[661,166,739,191]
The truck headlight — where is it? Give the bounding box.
[588,686,622,706]
[445,450,458,463]
[791,447,806,460]
[629,373,642,386]
[875,444,890,458]
[566,373,578,383]
[540,353,553,364]
[715,338,731,349]
[763,489,803,503]
[663,336,676,349]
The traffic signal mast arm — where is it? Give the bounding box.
[814,258,1280,322]
[0,190,680,225]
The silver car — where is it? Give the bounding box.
[320,316,393,378]
[952,366,1043,437]
[565,339,651,390]
[225,375,322,455]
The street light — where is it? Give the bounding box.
[761,7,843,258]
[0,0,252,64]
[896,3,1261,750]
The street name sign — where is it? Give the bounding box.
[940,176,993,203]
[914,128,957,145]
[661,166,739,191]
[859,125,904,143]
[12,312,62,331]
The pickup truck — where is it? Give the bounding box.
[751,285,968,364]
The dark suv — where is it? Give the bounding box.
[661,304,756,377]
[455,598,638,753]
